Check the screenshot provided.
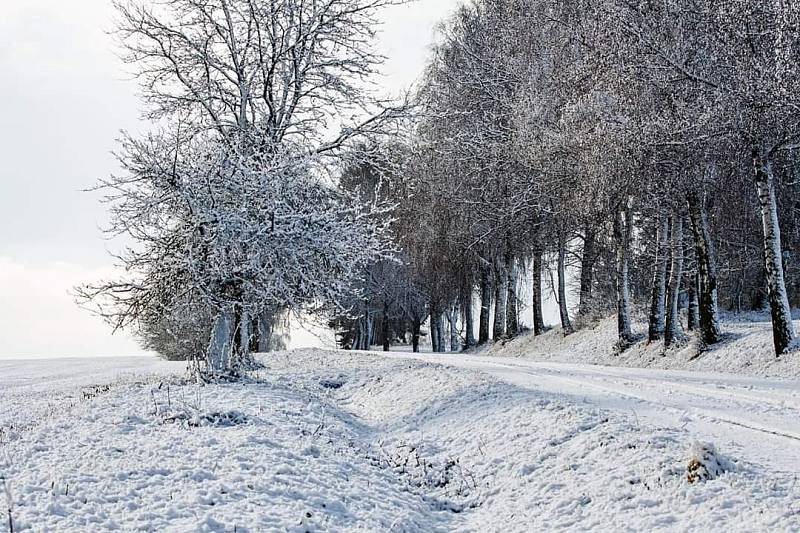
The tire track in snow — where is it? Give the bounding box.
[379,352,800,472]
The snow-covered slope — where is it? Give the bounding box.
[2,351,799,531]
[481,315,800,378]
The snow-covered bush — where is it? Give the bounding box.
[686,441,726,484]
[162,408,249,428]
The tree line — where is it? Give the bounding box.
[334,0,800,358]
[81,0,800,372]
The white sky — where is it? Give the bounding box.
[0,0,462,358]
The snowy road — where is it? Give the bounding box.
[381,352,800,473]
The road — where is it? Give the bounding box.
[381,352,800,473]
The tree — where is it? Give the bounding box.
[79,0,404,374]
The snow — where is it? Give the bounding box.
[2,348,800,531]
[0,357,183,438]
[480,314,800,378]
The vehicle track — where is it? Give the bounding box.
[383,352,800,471]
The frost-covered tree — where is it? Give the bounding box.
[614,0,800,354]
[79,0,404,374]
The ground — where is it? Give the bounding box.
[2,325,800,532]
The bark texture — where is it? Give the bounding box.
[578,226,597,317]
[493,257,508,340]
[664,215,684,348]
[448,304,460,352]
[688,191,723,345]
[614,199,635,349]
[753,150,795,355]
[411,318,421,353]
[463,285,476,348]
[648,215,670,342]
[687,273,700,331]
[382,301,390,351]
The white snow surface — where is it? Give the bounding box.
[481,315,800,379]
[0,357,184,436]
[2,349,799,531]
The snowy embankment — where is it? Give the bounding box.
[481,314,800,379]
[2,351,799,531]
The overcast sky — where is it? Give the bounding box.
[0,0,461,358]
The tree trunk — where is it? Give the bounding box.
[430,297,442,353]
[614,199,634,349]
[557,233,574,335]
[532,249,546,336]
[493,257,508,340]
[753,149,795,355]
[648,215,670,342]
[688,273,700,331]
[412,317,421,353]
[578,226,597,317]
[239,309,251,362]
[506,257,519,336]
[431,317,439,353]
[366,315,374,350]
[479,263,492,344]
[448,304,460,352]
[207,307,234,373]
[665,215,684,348]
[382,301,390,351]
[688,191,723,345]
[351,319,362,351]
[463,284,476,348]
[431,311,445,353]
[257,310,274,352]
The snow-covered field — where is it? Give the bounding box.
[2,348,799,532]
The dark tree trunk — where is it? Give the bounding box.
[665,215,684,348]
[382,301,390,351]
[434,312,445,353]
[479,262,492,344]
[688,273,700,331]
[431,317,439,352]
[232,306,242,361]
[412,317,421,353]
[493,256,507,340]
[648,215,670,342]
[463,283,476,348]
[578,226,597,317]
[532,248,546,336]
[688,190,723,345]
[753,149,795,355]
[557,233,574,335]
